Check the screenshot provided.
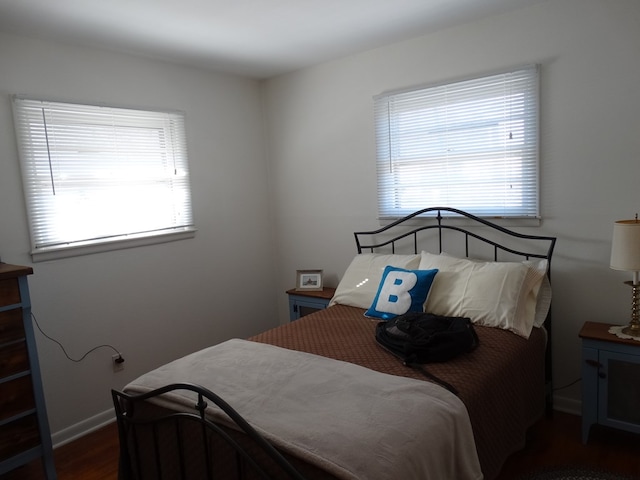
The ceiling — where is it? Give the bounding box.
[0,0,547,79]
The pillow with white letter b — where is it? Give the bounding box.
[364,266,438,320]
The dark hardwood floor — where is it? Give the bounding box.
[1,411,638,479]
[496,412,640,479]
[0,422,119,480]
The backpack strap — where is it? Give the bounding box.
[404,355,459,395]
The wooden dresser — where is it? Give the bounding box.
[0,264,56,478]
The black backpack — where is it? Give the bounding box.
[375,312,479,394]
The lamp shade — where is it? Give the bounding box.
[610,219,640,271]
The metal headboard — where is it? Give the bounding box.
[355,207,556,271]
[353,206,557,412]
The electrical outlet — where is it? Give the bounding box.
[112,354,125,372]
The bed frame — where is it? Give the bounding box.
[112,383,306,480]
[354,206,557,410]
[116,207,558,480]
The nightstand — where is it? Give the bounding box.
[579,321,640,443]
[286,287,336,321]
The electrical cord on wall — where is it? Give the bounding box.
[31,312,124,363]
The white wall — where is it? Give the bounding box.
[0,32,280,443]
[265,0,640,413]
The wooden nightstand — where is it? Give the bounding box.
[286,287,336,321]
[579,321,640,444]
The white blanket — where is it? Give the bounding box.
[124,339,483,480]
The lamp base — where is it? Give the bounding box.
[621,322,640,338]
[622,280,640,338]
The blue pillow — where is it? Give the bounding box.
[364,266,438,320]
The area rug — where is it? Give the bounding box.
[518,466,639,480]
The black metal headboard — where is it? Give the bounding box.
[354,207,556,272]
[354,206,557,412]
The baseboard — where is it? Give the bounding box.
[553,393,581,416]
[51,408,116,449]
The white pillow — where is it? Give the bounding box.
[418,252,547,338]
[443,253,552,328]
[532,274,552,328]
[330,253,421,309]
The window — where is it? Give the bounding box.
[12,97,195,261]
[374,65,539,219]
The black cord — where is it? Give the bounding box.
[553,378,581,391]
[31,312,123,363]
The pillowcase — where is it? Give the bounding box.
[330,253,421,309]
[441,253,552,328]
[528,267,552,328]
[364,266,438,320]
[418,251,547,338]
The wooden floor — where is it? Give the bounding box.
[495,412,640,479]
[1,411,639,479]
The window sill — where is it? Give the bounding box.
[31,227,197,262]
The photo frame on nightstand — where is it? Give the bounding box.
[296,269,323,291]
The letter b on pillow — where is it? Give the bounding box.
[365,266,438,320]
[375,270,417,313]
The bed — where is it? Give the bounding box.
[116,207,557,480]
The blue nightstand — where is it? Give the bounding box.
[286,287,336,321]
[580,321,640,443]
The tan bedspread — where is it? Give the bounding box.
[250,304,547,480]
[125,338,482,480]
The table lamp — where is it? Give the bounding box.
[610,215,640,337]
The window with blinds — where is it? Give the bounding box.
[374,65,539,219]
[12,97,195,261]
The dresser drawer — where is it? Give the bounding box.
[0,375,35,423]
[0,308,25,344]
[0,278,21,307]
[0,341,29,378]
[0,414,40,462]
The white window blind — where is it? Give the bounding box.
[12,97,195,260]
[374,65,539,219]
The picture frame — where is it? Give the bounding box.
[296,269,323,291]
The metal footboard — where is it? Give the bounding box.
[112,383,306,480]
